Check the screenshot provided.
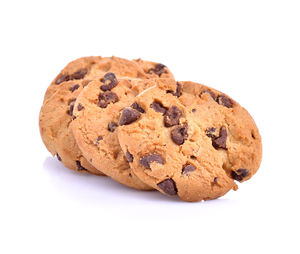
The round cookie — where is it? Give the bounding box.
[44,56,174,101]
[40,56,174,174]
[71,78,173,189]
[117,81,262,202]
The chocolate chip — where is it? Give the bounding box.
[213,177,218,184]
[55,74,70,85]
[200,90,216,100]
[68,103,75,117]
[212,126,227,150]
[217,95,233,108]
[206,127,216,138]
[231,169,249,181]
[164,106,183,127]
[167,82,183,97]
[150,101,168,115]
[192,109,196,113]
[56,153,62,161]
[76,160,87,171]
[182,164,196,174]
[140,154,164,169]
[157,179,177,195]
[70,68,88,80]
[77,103,84,111]
[190,155,197,160]
[107,122,118,132]
[125,151,134,163]
[96,136,103,145]
[69,84,80,92]
[98,91,119,108]
[67,98,76,116]
[171,123,188,145]
[119,108,141,125]
[131,102,145,113]
[100,72,118,91]
[148,63,167,77]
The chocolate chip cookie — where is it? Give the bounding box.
[40,56,174,174]
[71,78,173,189]
[39,79,103,174]
[44,56,173,101]
[117,81,262,201]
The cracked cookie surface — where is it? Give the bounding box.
[117,81,262,201]
[71,78,174,189]
[40,56,174,174]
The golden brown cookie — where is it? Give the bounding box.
[117,80,262,201]
[40,79,103,174]
[44,56,173,101]
[71,78,172,189]
[39,56,174,174]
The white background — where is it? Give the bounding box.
[1,0,299,253]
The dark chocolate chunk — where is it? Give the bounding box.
[119,108,141,125]
[107,122,118,132]
[217,95,233,108]
[67,98,76,116]
[125,151,134,163]
[150,101,168,115]
[182,164,196,174]
[96,136,103,145]
[231,169,249,181]
[140,154,164,169]
[164,106,183,127]
[148,63,167,77]
[76,160,87,171]
[131,102,145,113]
[200,90,216,100]
[98,91,119,108]
[190,155,197,160]
[56,153,62,161]
[157,179,177,195]
[212,126,227,150]
[70,68,87,80]
[192,109,196,113]
[100,72,118,91]
[213,177,218,184]
[167,82,183,97]
[206,127,217,138]
[171,123,188,145]
[55,74,70,85]
[68,103,75,117]
[69,84,80,92]
[77,103,84,111]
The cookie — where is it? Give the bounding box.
[39,79,103,174]
[44,56,173,101]
[133,58,174,79]
[40,56,174,174]
[71,78,173,189]
[117,80,262,201]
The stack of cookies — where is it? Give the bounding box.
[39,56,262,202]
